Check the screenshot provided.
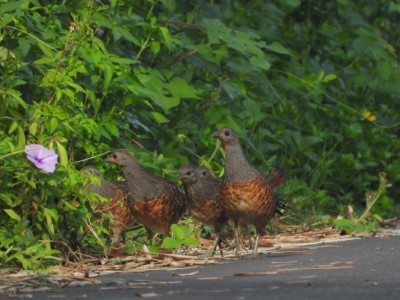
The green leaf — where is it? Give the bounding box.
[151,41,161,55]
[0,194,14,206]
[36,41,54,58]
[265,42,292,55]
[162,236,182,250]
[301,136,323,147]
[204,19,231,44]
[34,57,55,65]
[7,89,28,110]
[150,112,169,123]
[182,237,199,246]
[4,209,21,222]
[16,125,25,150]
[65,82,86,93]
[18,38,31,57]
[55,141,68,166]
[170,224,184,240]
[323,74,337,82]
[159,26,172,50]
[103,64,113,91]
[317,70,325,81]
[167,77,198,99]
[104,122,120,137]
[0,13,13,27]
[147,245,159,253]
[92,12,114,28]
[8,121,18,134]
[250,55,271,70]
[43,208,55,235]
[47,117,58,134]
[29,122,38,136]
[373,214,382,222]
[113,27,140,45]
[194,44,229,63]
[0,0,24,14]
[109,56,138,65]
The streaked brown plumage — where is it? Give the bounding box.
[105,150,186,239]
[81,165,135,244]
[179,165,228,256]
[213,127,285,255]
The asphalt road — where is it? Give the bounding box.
[3,234,400,299]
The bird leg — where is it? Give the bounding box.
[234,225,241,256]
[145,228,154,245]
[247,232,254,250]
[242,225,254,250]
[253,233,260,255]
[211,235,223,257]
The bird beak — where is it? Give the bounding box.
[212,131,218,138]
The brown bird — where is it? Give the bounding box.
[179,165,228,256]
[81,165,135,245]
[105,150,186,241]
[213,127,285,255]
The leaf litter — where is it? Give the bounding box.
[0,226,371,295]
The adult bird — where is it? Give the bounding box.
[212,127,285,255]
[105,150,186,241]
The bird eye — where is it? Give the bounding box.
[113,154,117,159]
[224,130,230,136]
[202,171,207,176]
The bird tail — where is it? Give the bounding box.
[265,169,286,188]
[274,192,290,215]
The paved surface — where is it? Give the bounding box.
[2,235,400,299]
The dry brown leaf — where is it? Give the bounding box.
[197,277,222,280]
[198,237,213,247]
[233,264,355,276]
[0,227,361,294]
[171,270,199,277]
[135,292,159,298]
[234,271,279,276]
[271,260,298,265]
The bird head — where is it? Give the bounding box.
[105,150,137,167]
[195,166,214,181]
[81,165,102,178]
[178,164,196,184]
[212,127,239,149]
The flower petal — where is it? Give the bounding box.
[25,144,45,159]
[25,144,58,173]
[37,147,58,160]
[36,161,57,173]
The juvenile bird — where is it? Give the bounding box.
[81,165,135,244]
[179,165,228,256]
[213,127,285,255]
[105,150,186,240]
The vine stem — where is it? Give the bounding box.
[0,149,26,160]
[4,26,57,51]
[71,149,130,164]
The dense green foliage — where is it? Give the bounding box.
[1,0,399,269]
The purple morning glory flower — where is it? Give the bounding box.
[25,144,58,173]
